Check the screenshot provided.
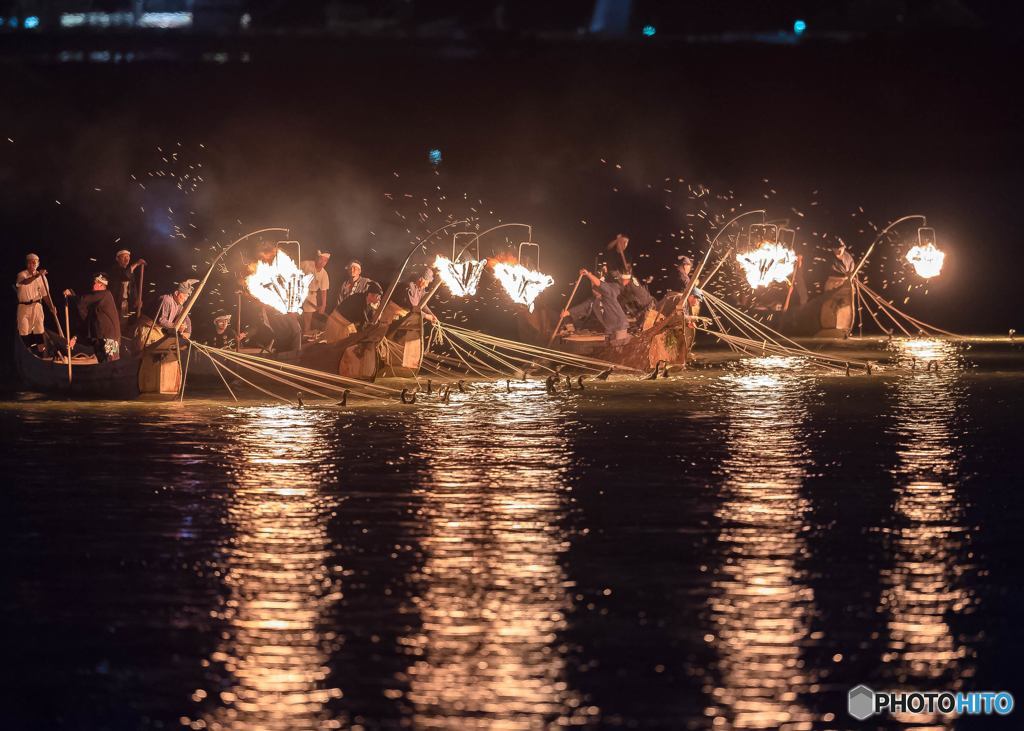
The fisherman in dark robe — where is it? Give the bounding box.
[561,268,630,343]
[658,257,701,317]
[207,313,246,349]
[64,273,121,362]
[614,269,654,323]
[336,281,383,330]
[108,248,146,320]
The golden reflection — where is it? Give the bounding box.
[402,385,592,729]
[884,339,974,729]
[708,357,815,730]
[193,407,343,731]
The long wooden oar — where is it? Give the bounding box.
[40,274,65,340]
[64,301,72,385]
[547,272,584,346]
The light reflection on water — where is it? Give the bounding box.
[196,407,343,731]
[2,339,1015,729]
[403,386,593,729]
[883,339,976,729]
[707,357,816,730]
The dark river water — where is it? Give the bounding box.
[3,338,1024,730]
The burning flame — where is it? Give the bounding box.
[491,261,554,313]
[245,249,313,314]
[434,254,488,297]
[736,242,797,289]
[906,242,945,279]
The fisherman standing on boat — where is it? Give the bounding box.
[826,239,855,291]
[63,274,121,362]
[336,259,371,303]
[561,268,630,344]
[301,250,331,334]
[15,253,51,351]
[108,249,145,320]
[658,257,701,317]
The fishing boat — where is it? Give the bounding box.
[552,312,693,370]
[13,334,142,399]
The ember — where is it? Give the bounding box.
[434,254,488,297]
[736,242,797,289]
[245,248,312,314]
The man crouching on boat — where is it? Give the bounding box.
[560,268,631,344]
[154,281,194,340]
[63,273,121,362]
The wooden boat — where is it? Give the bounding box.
[552,313,693,370]
[13,334,142,399]
[777,279,855,338]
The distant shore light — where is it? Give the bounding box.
[429,148,442,165]
[24,16,40,29]
[642,24,656,37]
[793,19,807,35]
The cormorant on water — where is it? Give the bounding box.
[595,367,613,380]
[565,374,573,390]
[296,391,305,408]
[335,389,350,407]
[457,380,466,393]
[442,385,451,403]
[400,388,417,404]
[426,379,433,395]
[661,365,671,378]
[577,375,585,390]
[643,360,665,380]
[506,379,512,393]
[545,374,558,393]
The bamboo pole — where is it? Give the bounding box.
[64,301,72,385]
[134,262,144,315]
[40,274,66,341]
[547,273,584,346]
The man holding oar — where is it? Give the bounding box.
[15,253,54,353]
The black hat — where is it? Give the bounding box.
[365,281,383,295]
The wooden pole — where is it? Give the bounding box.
[40,274,66,340]
[547,273,584,346]
[134,262,144,315]
[64,301,72,385]
[236,291,242,352]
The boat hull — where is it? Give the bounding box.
[13,336,141,400]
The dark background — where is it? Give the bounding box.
[2,1,1022,364]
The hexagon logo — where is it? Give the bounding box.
[848,685,875,721]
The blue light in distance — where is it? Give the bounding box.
[793,19,807,35]
[428,148,442,165]
[24,16,40,29]
[642,24,656,37]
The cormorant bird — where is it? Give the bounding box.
[506,380,512,393]
[457,380,466,393]
[335,389,350,407]
[595,367,613,380]
[442,385,451,403]
[643,360,665,380]
[400,388,417,404]
[661,365,671,378]
[426,379,433,395]
[565,374,573,390]
[545,374,558,393]
[577,375,585,390]
[296,391,305,408]
[845,363,851,376]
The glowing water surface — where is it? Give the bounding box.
[3,339,1023,729]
